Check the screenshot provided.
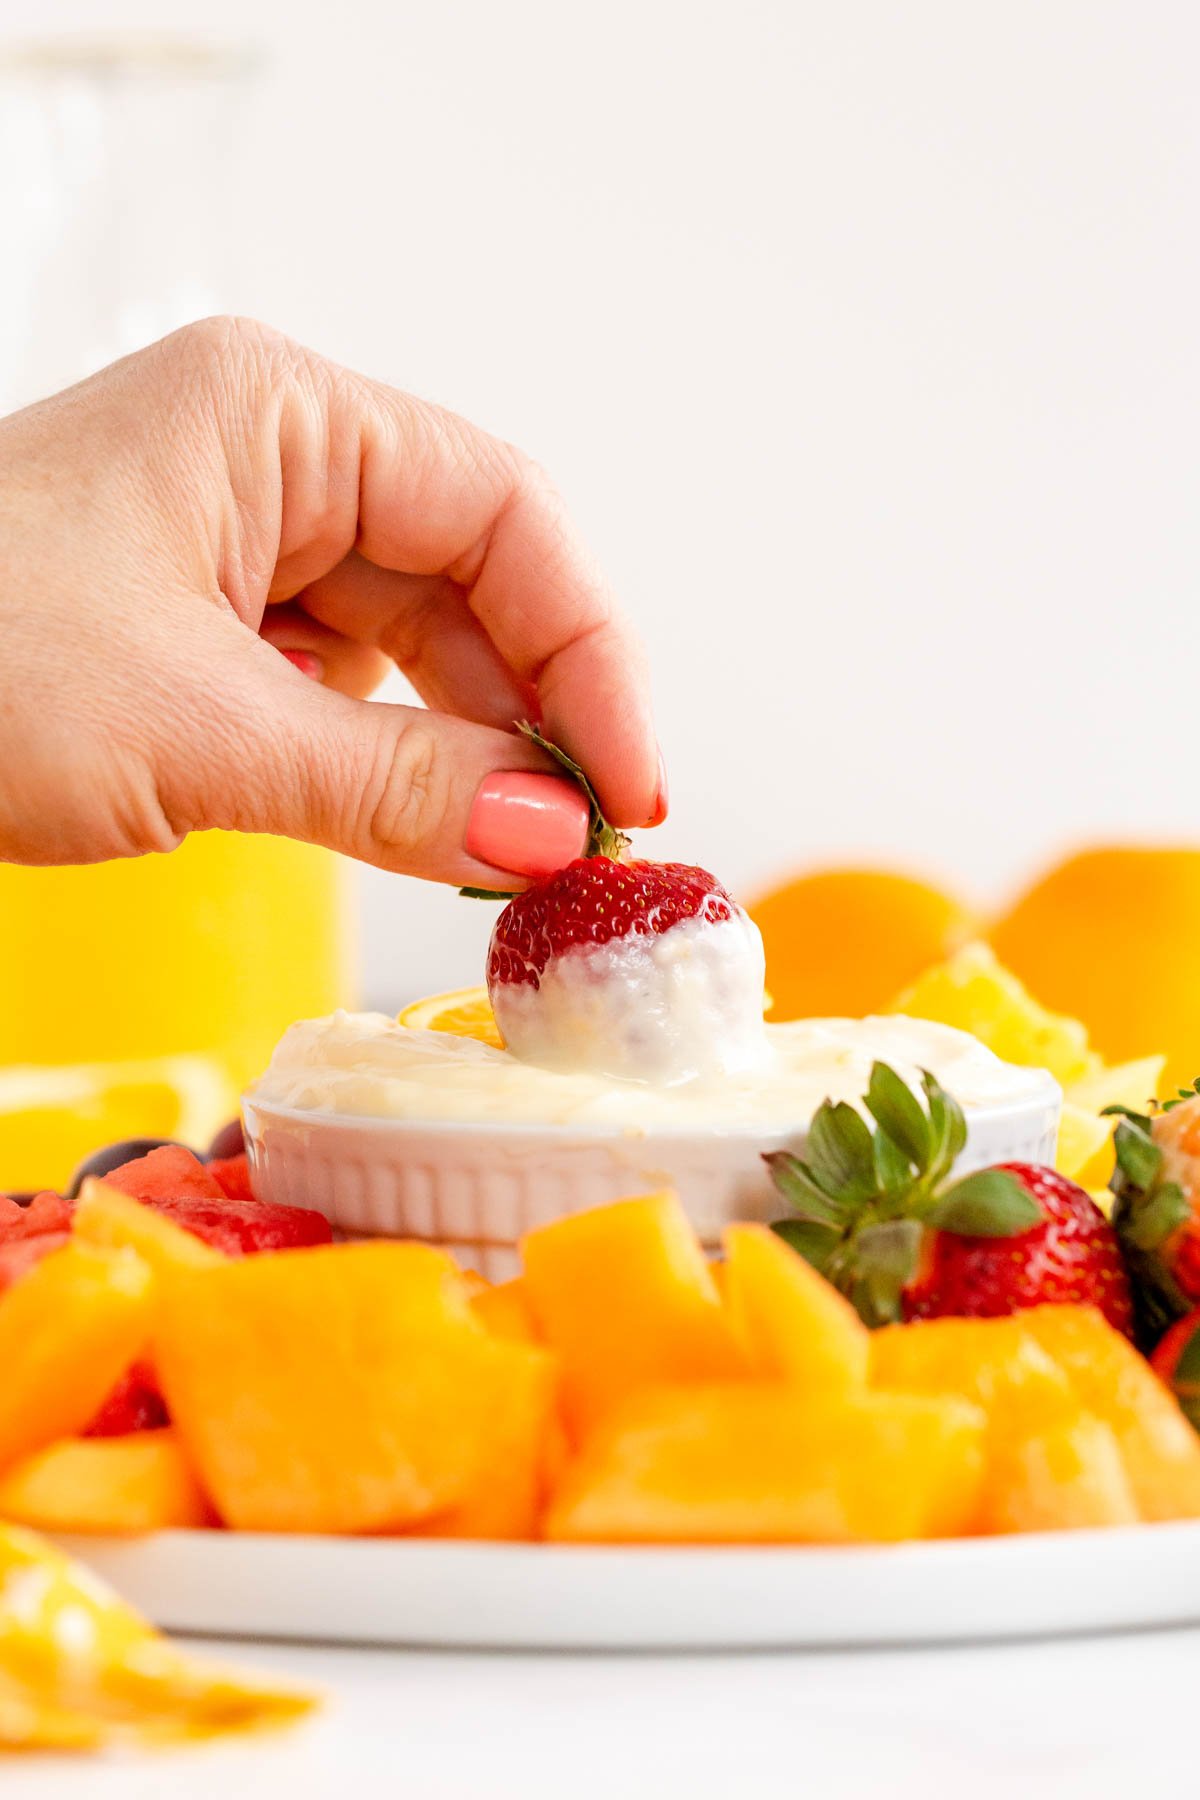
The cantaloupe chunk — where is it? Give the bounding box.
[1021,1305,1200,1520]
[985,1412,1139,1534]
[722,1224,869,1393]
[0,1430,212,1533]
[418,1348,559,1540]
[521,1194,746,1438]
[871,1316,1077,1419]
[155,1242,552,1534]
[871,1315,1102,1527]
[0,1243,152,1471]
[471,1277,541,1345]
[546,1386,986,1544]
[73,1179,224,1276]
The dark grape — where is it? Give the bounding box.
[206,1117,246,1161]
[66,1138,183,1199]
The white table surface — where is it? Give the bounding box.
[13,1625,1200,1798]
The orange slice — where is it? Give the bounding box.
[397,986,503,1049]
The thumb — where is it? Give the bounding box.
[171,651,591,888]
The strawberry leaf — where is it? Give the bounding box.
[850,1219,924,1327]
[770,1217,843,1276]
[805,1101,878,1201]
[1111,1116,1164,1190]
[516,721,631,862]
[923,1070,968,1186]
[460,720,630,897]
[864,1063,930,1171]
[762,1152,849,1227]
[925,1168,1042,1237]
[873,1126,913,1194]
[1122,1181,1191,1251]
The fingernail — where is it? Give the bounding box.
[282,649,324,681]
[466,772,590,879]
[646,746,669,827]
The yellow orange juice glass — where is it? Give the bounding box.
[0,833,354,1191]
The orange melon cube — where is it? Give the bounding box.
[73,1179,223,1276]
[871,1316,1078,1422]
[0,1243,152,1470]
[722,1224,869,1393]
[546,1386,986,1544]
[0,1430,212,1533]
[155,1242,549,1534]
[472,1277,541,1345]
[418,1347,559,1540]
[1021,1305,1200,1520]
[985,1412,1138,1534]
[521,1193,746,1438]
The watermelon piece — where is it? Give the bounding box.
[0,1234,70,1295]
[207,1153,255,1203]
[0,1192,73,1241]
[149,1197,332,1257]
[106,1145,225,1203]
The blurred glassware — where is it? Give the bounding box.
[0,37,356,1190]
[0,35,260,410]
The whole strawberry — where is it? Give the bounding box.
[479,729,766,1082]
[767,1062,1134,1336]
[488,856,767,1082]
[1107,1083,1200,1339]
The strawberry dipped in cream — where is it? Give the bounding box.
[476,725,771,1085]
[486,857,770,1085]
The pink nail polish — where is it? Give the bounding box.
[466,772,590,879]
[282,649,324,681]
[646,747,669,827]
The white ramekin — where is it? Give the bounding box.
[242,1083,1061,1280]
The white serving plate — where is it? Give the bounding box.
[56,1522,1200,1650]
[243,1085,1061,1280]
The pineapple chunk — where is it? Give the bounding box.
[889,942,1097,1086]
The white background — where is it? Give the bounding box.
[3,0,1198,1005]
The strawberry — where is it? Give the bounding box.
[472,723,767,1082]
[1107,1084,1200,1338]
[486,855,767,1081]
[1151,1309,1200,1433]
[767,1061,1134,1335]
[488,856,737,988]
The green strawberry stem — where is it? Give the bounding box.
[767,1062,1041,1328]
[460,721,630,901]
[1105,1099,1194,1341]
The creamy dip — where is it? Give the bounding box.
[250,1010,1059,1132]
[492,911,769,1085]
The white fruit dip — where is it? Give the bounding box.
[491,911,769,1085]
[250,1009,1059,1133]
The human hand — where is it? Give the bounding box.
[0,318,663,884]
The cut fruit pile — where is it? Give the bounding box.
[0,1179,1197,1546]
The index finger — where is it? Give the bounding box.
[314,371,660,829]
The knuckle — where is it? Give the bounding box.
[158,316,298,409]
[365,719,451,862]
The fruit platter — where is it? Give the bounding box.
[5,754,1200,1709]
